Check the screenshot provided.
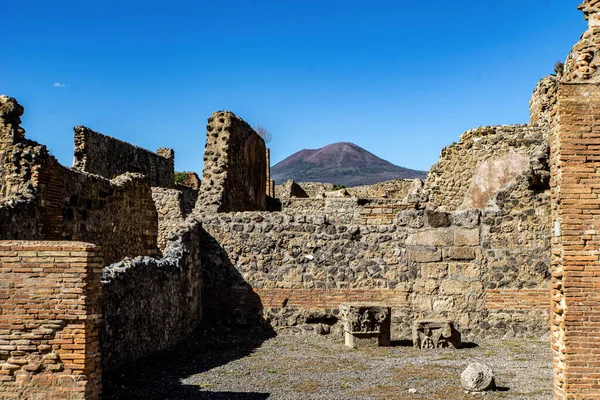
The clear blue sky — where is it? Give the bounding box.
[2,0,585,173]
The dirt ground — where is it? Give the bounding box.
[103,327,553,400]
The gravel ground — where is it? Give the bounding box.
[103,327,552,400]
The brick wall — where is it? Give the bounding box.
[0,241,102,400]
[484,289,549,310]
[551,82,600,399]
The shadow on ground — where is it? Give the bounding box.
[103,327,275,400]
[103,227,276,399]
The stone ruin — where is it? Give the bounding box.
[1,2,600,399]
[339,303,391,348]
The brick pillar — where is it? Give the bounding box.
[0,241,103,400]
[551,83,600,399]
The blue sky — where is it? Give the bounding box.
[2,0,585,173]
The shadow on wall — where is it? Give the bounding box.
[199,228,268,326]
[103,226,275,399]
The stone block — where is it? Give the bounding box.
[412,320,461,349]
[408,247,442,263]
[443,247,475,260]
[454,228,480,246]
[426,210,451,228]
[406,228,454,247]
[339,303,391,348]
[450,210,481,228]
[420,263,448,279]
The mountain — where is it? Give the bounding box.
[271,142,428,187]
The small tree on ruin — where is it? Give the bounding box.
[253,123,272,143]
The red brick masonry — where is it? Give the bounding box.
[485,289,550,310]
[0,241,102,400]
[551,83,600,399]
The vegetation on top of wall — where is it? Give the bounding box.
[174,172,196,187]
[332,184,347,190]
[253,123,272,143]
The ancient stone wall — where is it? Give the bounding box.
[60,171,158,264]
[530,75,558,127]
[101,223,202,370]
[72,126,175,188]
[197,111,267,213]
[278,182,334,199]
[0,241,103,400]
[0,96,48,203]
[346,179,417,199]
[0,99,159,264]
[152,186,197,251]
[200,203,550,340]
[425,124,547,211]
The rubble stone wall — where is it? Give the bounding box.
[530,75,559,127]
[200,200,551,340]
[425,124,547,211]
[0,98,159,264]
[152,186,197,252]
[197,111,267,213]
[101,223,202,370]
[0,241,103,400]
[346,179,417,199]
[72,126,175,188]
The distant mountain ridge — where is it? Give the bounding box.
[271,142,428,187]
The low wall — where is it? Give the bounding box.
[72,126,174,188]
[101,223,202,370]
[0,241,103,400]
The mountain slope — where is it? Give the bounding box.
[271,142,428,187]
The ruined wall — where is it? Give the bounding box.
[0,241,103,400]
[530,75,559,126]
[197,111,267,213]
[73,126,175,188]
[101,223,202,370]
[0,98,159,264]
[425,124,547,211]
[549,3,600,398]
[275,180,309,201]
[283,182,334,198]
[200,199,550,340]
[346,179,417,199]
[59,171,158,264]
[152,186,197,251]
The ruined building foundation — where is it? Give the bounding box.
[3,2,600,399]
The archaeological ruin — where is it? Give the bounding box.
[2,1,600,399]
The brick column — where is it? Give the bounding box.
[551,83,600,399]
[0,241,103,400]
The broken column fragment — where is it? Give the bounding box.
[412,320,461,349]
